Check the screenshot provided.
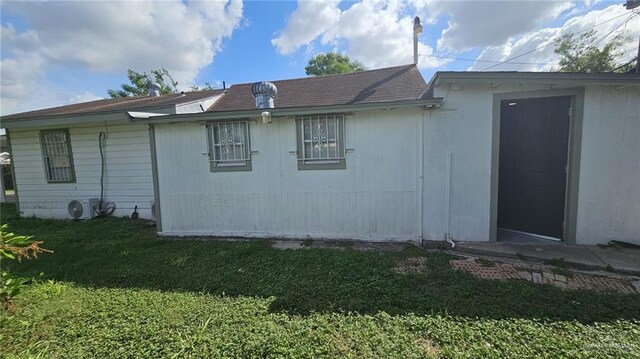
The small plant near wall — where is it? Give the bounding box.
[0,224,52,314]
[475,257,497,267]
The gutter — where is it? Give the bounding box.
[2,111,133,129]
[1,94,224,129]
[129,98,445,124]
[432,72,640,87]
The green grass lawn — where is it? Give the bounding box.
[1,203,639,358]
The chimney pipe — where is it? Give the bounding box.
[413,16,423,65]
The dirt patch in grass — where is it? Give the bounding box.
[452,257,639,294]
[450,258,521,280]
[393,257,428,274]
[475,257,496,267]
[414,337,440,357]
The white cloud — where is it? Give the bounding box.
[469,4,640,71]
[0,55,46,115]
[0,24,46,114]
[427,0,573,52]
[272,0,341,55]
[67,92,103,105]
[1,0,243,115]
[271,1,637,73]
[272,0,447,70]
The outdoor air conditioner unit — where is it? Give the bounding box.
[67,198,100,219]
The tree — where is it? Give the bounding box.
[189,82,216,91]
[305,53,364,76]
[107,68,178,98]
[554,30,633,73]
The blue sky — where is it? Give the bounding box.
[1,1,638,116]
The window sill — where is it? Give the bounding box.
[210,162,252,172]
[297,160,346,170]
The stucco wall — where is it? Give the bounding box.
[425,83,550,242]
[428,82,639,245]
[154,109,423,241]
[10,123,154,219]
[575,85,640,245]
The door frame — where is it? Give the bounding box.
[489,88,585,244]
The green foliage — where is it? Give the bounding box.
[6,284,638,359]
[0,224,51,313]
[543,257,568,268]
[554,30,633,73]
[305,53,364,76]
[189,82,216,92]
[107,68,178,98]
[1,203,639,357]
[1,272,27,309]
[475,257,496,267]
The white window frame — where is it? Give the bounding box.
[40,129,76,183]
[296,114,346,170]
[206,121,252,172]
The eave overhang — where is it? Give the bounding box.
[432,72,640,87]
[130,98,445,124]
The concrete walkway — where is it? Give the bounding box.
[272,237,640,275]
[453,240,640,275]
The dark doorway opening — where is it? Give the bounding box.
[497,96,571,242]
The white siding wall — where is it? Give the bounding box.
[11,123,155,219]
[427,83,640,245]
[155,109,423,241]
[576,86,640,245]
[424,83,550,242]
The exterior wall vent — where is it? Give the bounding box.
[251,81,277,109]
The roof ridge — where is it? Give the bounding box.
[2,89,224,120]
[228,64,417,87]
[110,88,223,101]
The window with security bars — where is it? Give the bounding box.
[207,121,251,172]
[296,114,346,170]
[40,129,75,183]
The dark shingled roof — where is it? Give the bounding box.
[2,65,429,121]
[208,64,426,112]
[2,90,224,120]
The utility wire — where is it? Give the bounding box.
[480,11,638,71]
[556,13,638,71]
[612,56,638,71]
[588,13,636,49]
[418,53,554,65]
[609,48,640,71]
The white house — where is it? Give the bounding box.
[1,90,223,219]
[2,65,639,246]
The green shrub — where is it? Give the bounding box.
[1,224,51,313]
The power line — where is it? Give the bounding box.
[418,53,553,65]
[612,55,638,71]
[480,11,638,71]
[588,13,636,49]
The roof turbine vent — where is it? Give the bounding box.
[251,81,277,109]
[148,81,161,97]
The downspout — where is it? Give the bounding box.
[148,125,162,232]
[5,129,20,214]
[418,110,425,244]
[445,151,456,248]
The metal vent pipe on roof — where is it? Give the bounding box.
[413,16,423,65]
[148,81,161,97]
[251,81,277,109]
